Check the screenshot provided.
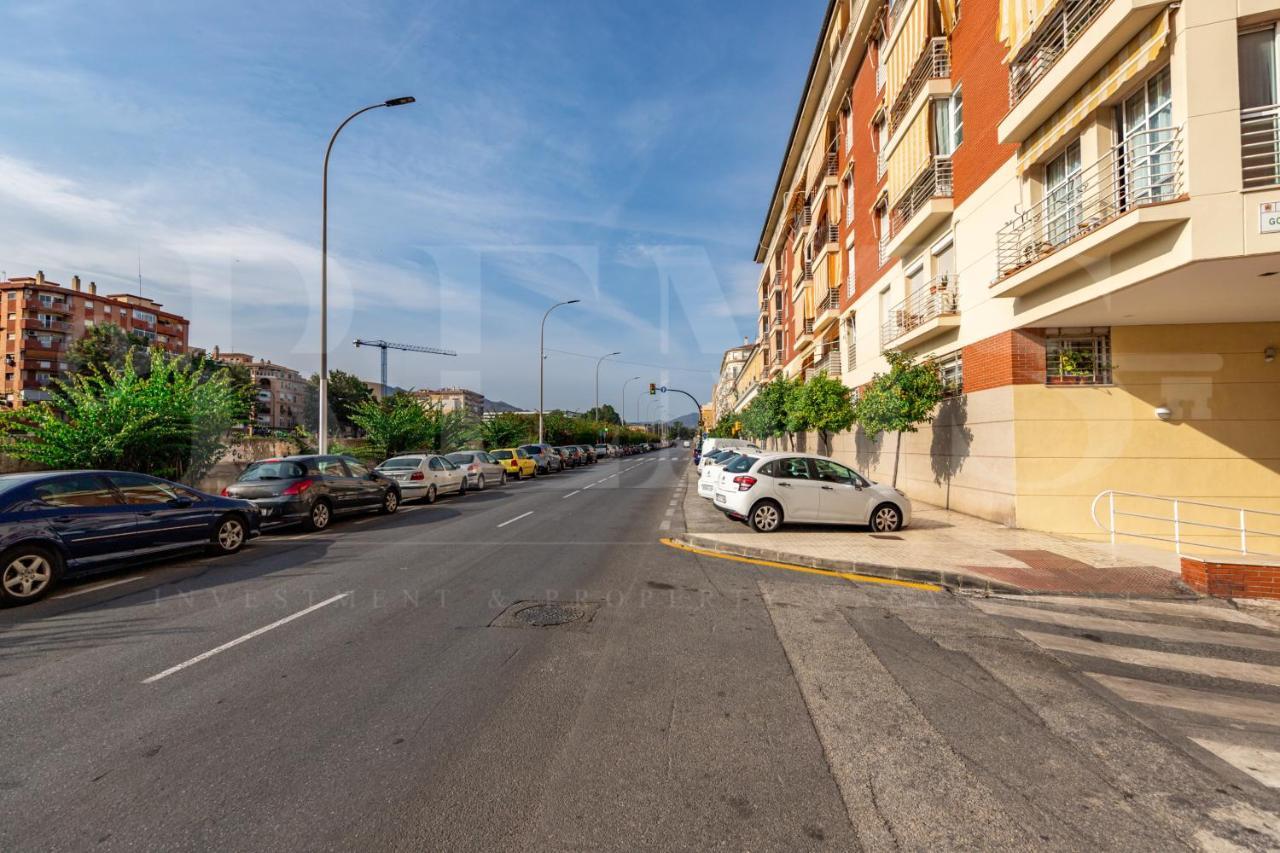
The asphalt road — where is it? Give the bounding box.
[2,451,1279,851]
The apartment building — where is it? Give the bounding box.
[712,342,756,419]
[213,349,307,431]
[0,271,191,405]
[414,387,485,419]
[749,0,1280,545]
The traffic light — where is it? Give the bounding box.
[649,382,656,396]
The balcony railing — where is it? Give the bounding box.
[802,318,815,337]
[773,311,783,328]
[844,332,857,373]
[886,155,953,243]
[1008,0,1111,107]
[880,274,959,348]
[821,343,841,377]
[888,37,951,135]
[996,125,1184,279]
[877,148,887,181]
[819,288,840,314]
[1242,105,1280,189]
[875,61,886,93]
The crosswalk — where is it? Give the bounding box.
[975,595,1280,790]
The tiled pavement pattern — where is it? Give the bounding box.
[977,594,1280,790]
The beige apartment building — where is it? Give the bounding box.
[0,271,191,405]
[414,387,485,419]
[214,350,307,431]
[740,0,1280,548]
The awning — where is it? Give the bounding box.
[802,282,815,320]
[1017,10,1171,174]
[998,0,1066,62]
[939,0,959,34]
[887,106,932,205]
[886,0,931,109]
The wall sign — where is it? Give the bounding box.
[1261,201,1280,234]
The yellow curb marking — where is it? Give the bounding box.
[659,538,943,592]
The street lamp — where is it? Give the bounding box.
[318,96,415,454]
[593,351,621,421]
[538,298,580,443]
[620,376,641,426]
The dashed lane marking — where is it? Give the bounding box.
[52,576,145,599]
[497,511,534,528]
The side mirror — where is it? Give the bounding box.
[168,497,193,508]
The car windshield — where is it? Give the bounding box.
[724,455,756,473]
[378,457,423,470]
[240,460,305,481]
[492,450,513,460]
[445,453,473,464]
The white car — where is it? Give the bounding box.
[698,445,757,472]
[375,454,468,503]
[697,450,749,499]
[711,452,912,533]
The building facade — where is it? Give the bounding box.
[0,271,191,405]
[712,343,756,420]
[746,0,1280,546]
[214,350,307,431]
[414,387,485,419]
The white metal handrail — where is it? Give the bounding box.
[1091,490,1280,558]
[1241,104,1280,189]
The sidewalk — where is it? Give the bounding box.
[676,468,1191,597]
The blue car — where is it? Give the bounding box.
[0,470,261,607]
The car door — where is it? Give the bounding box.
[106,473,215,551]
[773,457,823,522]
[439,457,464,492]
[426,456,449,492]
[812,459,875,525]
[314,456,357,511]
[26,473,140,567]
[342,458,383,507]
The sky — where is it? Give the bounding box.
[0,0,824,418]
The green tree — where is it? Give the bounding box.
[708,412,736,438]
[751,376,792,447]
[782,377,812,447]
[583,404,621,425]
[66,323,149,376]
[854,351,944,487]
[477,413,530,449]
[419,404,475,453]
[0,349,247,483]
[349,394,433,459]
[303,369,372,436]
[794,371,856,449]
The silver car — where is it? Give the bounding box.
[375,454,468,503]
[446,451,507,490]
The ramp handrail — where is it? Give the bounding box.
[1091,490,1280,558]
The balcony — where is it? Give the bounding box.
[1008,0,1111,108]
[1242,105,1280,190]
[880,155,954,260]
[773,311,783,329]
[797,317,816,349]
[34,299,70,316]
[20,319,71,333]
[880,274,960,350]
[814,287,841,333]
[993,126,1187,297]
[818,341,842,377]
[888,37,950,136]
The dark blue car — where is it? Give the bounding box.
[0,470,261,607]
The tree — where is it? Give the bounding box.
[66,323,148,376]
[348,394,433,459]
[793,371,856,450]
[708,412,736,438]
[0,348,248,483]
[583,404,621,425]
[751,376,792,447]
[477,413,530,449]
[782,377,811,447]
[853,351,944,487]
[419,404,475,453]
[303,370,372,436]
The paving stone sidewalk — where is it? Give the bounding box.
[676,468,1191,597]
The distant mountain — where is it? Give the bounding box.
[483,399,524,414]
[669,411,701,428]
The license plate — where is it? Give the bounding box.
[714,493,726,504]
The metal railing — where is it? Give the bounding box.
[1091,491,1280,558]
[879,274,959,347]
[819,287,840,314]
[889,37,951,135]
[773,311,783,328]
[822,343,841,376]
[877,148,887,181]
[801,318,815,336]
[886,155,953,244]
[876,61,886,93]
[1008,0,1111,106]
[996,125,1183,279]
[1242,104,1280,189]
[844,330,858,373]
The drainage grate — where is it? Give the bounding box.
[489,600,601,631]
[513,603,583,627]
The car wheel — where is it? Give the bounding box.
[476,474,486,491]
[748,500,783,533]
[871,503,903,532]
[499,471,507,486]
[425,484,438,504]
[458,478,467,496]
[0,544,60,606]
[303,499,332,532]
[211,514,247,554]
[380,489,399,514]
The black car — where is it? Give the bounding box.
[0,470,261,606]
[223,455,400,532]
[556,446,583,468]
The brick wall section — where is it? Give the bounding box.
[961,328,1045,393]
[1181,557,1280,601]
[948,0,1019,205]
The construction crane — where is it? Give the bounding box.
[353,339,457,394]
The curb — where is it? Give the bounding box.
[670,532,1030,595]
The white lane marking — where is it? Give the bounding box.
[1017,630,1280,688]
[562,490,580,499]
[992,594,1274,628]
[498,511,534,528]
[596,479,609,484]
[52,576,145,599]
[583,483,595,489]
[1087,673,1280,727]
[975,601,1280,653]
[1189,738,1280,788]
[664,507,674,517]
[143,592,353,684]
[659,519,671,530]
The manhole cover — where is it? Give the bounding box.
[513,603,583,627]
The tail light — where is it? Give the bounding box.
[220,487,230,497]
[733,475,757,491]
[281,479,314,496]
[410,470,425,481]
[469,464,478,472]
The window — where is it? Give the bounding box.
[345,459,371,477]
[936,350,964,397]
[1046,328,1112,385]
[315,457,346,474]
[1118,66,1174,206]
[428,457,445,470]
[33,474,118,508]
[107,473,183,505]
[813,458,856,484]
[1240,26,1280,188]
[845,243,855,295]
[932,87,963,155]
[932,235,955,282]
[905,260,925,297]
[777,458,814,480]
[1044,139,1083,246]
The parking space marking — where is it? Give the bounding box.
[52,576,145,599]
[142,592,353,684]
[497,511,534,528]
[562,490,580,499]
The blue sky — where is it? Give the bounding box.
[0,0,823,416]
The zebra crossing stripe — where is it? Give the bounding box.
[1087,673,1280,728]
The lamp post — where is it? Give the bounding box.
[538,299,580,443]
[319,96,415,454]
[593,351,621,423]
[620,376,641,426]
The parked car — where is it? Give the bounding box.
[445,451,507,490]
[576,444,597,464]
[224,455,400,531]
[698,446,756,472]
[491,447,537,479]
[0,470,261,606]
[712,452,912,534]
[556,446,583,468]
[683,440,691,448]
[376,454,468,502]
[593,443,610,459]
[698,450,744,499]
[520,444,563,474]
